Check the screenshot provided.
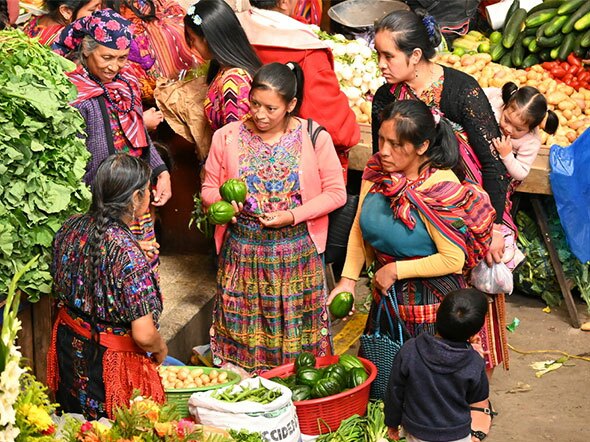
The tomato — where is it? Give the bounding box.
[581,81,590,90]
[569,80,580,90]
[563,73,574,83]
[561,61,570,70]
[567,53,581,67]
[550,67,567,78]
[568,64,579,74]
[579,71,590,82]
[542,61,558,70]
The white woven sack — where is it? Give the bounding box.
[188,377,302,442]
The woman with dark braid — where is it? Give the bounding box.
[47,154,167,420]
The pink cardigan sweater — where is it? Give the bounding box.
[202,118,347,254]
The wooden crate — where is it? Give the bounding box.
[15,296,53,385]
[516,145,552,195]
[349,123,372,171]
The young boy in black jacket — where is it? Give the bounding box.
[385,288,493,442]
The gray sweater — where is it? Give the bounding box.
[75,97,167,185]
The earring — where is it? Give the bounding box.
[415,67,419,78]
[132,205,136,221]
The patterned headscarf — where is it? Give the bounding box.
[53,9,133,56]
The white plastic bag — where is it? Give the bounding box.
[188,377,302,442]
[470,261,514,294]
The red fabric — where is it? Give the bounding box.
[68,65,148,149]
[47,308,164,418]
[254,45,360,177]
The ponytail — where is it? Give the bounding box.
[544,110,559,135]
[429,116,459,170]
[251,61,305,116]
[501,82,556,133]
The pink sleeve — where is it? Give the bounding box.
[502,133,541,181]
[290,129,347,223]
[201,129,225,207]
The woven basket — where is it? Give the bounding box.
[163,366,240,417]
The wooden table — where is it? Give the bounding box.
[516,146,581,328]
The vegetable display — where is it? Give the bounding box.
[158,366,231,390]
[315,401,392,442]
[456,0,590,69]
[0,30,91,302]
[271,353,370,403]
[211,381,282,404]
[313,27,384,124]
[436,51,590,147]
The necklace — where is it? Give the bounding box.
[86,68,135,115]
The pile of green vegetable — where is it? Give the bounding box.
[0,30,90,302]
[211,381,282,404]
[489,0,590,67]
[316,401,397,442]
[514,199,590,310]
[269,353,369,402]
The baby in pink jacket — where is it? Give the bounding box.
[484,82,558,269]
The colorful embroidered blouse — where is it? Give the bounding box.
[238,123,303,216]
[23,15,65,45]
[205,67,253,132]
[51,215,162,335]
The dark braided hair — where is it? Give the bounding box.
[87,154,151,355]
[0,0,10,30]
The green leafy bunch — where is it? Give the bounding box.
[0,29,91,302]
[514,199,590,311]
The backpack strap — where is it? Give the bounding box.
[307,117,327,148]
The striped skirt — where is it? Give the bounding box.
[210,217,331,373]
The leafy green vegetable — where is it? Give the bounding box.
[514,199,590,311]
[228,429,265,442]
[0,30,91,302]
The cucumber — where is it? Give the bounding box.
[557,31,577,59]
[528,38,541,53]
[522,53,540,68]
[525,9,558,29]
[557,0,587,15]
[562,1,590,33]
[536,22,551,40]
[504,0,521,32]
[550,47,560,58]
[523,35,535,47]
[511,34,527,66]
[574,11,590,31]
[538,33,565,47]
[524,26,538,36]
[581,28,590,47]
[538,48,553,61]
[544,14,570,36]
[490,43,508,61]
[527,0,565,16]
[499,52,514,67]
[574,32,586,55]
[503,8,528,48]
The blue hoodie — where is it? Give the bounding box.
[384,333,488,442]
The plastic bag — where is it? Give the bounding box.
[549,128,590,263]
[470,261,513,294]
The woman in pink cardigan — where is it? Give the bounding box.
[202,62,346,373]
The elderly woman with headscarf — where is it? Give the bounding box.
[53,9,171,266]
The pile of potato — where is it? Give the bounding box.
[436,52,590,147]
[158,366,230,390]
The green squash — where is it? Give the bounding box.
[296,367,322,387]
[322,363,348,388]
[207,200,235,225]
[348,367,369,388]
[329,292,354,318]
[290,384,312,402]
[295,351,316,371]
[338,354,365,371]
[311,377,342,398]
[219,178,247,204]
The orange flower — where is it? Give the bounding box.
[153,421,173,437]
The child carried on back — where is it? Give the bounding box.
[484,82,559,269]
